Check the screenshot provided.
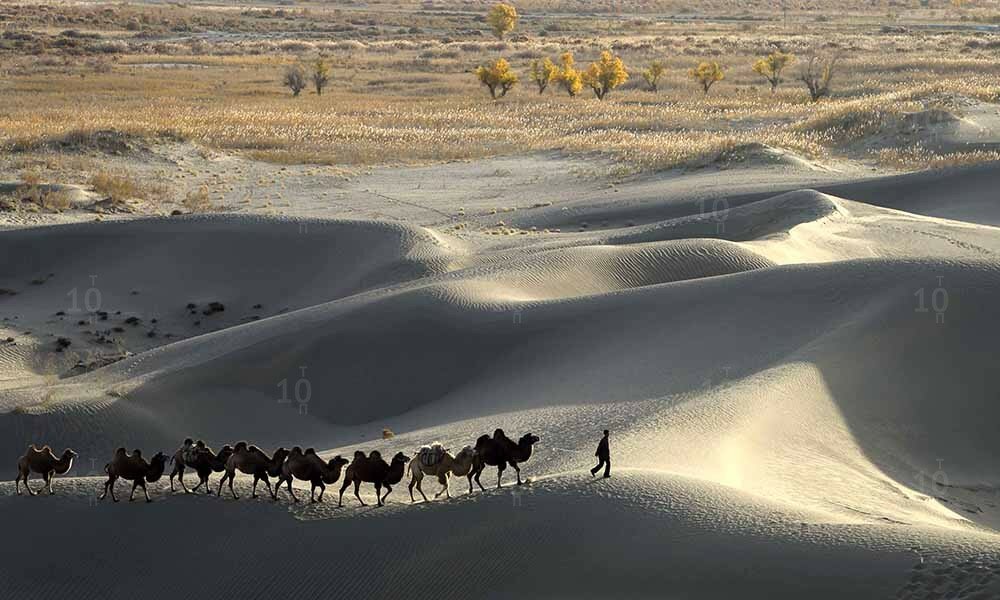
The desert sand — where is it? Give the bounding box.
[2,148,1000,599]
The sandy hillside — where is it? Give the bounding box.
[3,155,1000,599]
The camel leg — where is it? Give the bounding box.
[261,475,275,500]
[511,461,522,485]
[473,467,486,492]
[284,477,299,503]
[14,473,19,496]
[129,480,140,501]
[45,471,55,495]
[217,473,226,497]
[376,482,385,507]
[496,464,505,489]
[434,472,449,499]
[141,481,152,503]
[226,472,239,500]
[191,478,204,494]
[408,472,418,502]
[251,475,260,499]
[353,480,365,507]
[381,483,393,505]
[316,482,325,503]
[338,478,349,507]
[416,477,429,503]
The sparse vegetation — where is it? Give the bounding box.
[752,51,794,94]
[283,64,307,97]
[800,54,840,102]
[486,3,518,40]
[529,57,559,95]
[476,57,518,100]
[582,51,629,101]
[89,171,146,204]
[690,61,725,95]
[311,59,331,96]
[642,60,666,93]
[556,52,583,97]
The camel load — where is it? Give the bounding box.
[417,443,447,467]
[15,429,541,506]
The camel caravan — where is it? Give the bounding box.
[13,429,541,506]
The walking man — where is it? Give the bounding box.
[591,429,611,478]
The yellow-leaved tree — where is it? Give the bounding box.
[642,60,666,92]
[581,50,628,101]
[311,59,331,95]
[751,51,794,93]
[476,57,518,99]
[689,61,724,95]
[529,57,559,94]
[556,51,583,97]
[486,3,518,40]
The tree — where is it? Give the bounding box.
[556,52,583,97]
[311,59,331,95]
[642,60,666,92]
[283,64,306,97]
[689,61,724,95]
[476,57,518,99]
[799,54,839,102]
[581,50,629,101]
[529,57,559,95]
[486,3,518,40]
[752,51,794,93]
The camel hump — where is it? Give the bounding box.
[475,434,491,448]
[304,448,317,455]
[353,450,366,460]
[369,450,383,462]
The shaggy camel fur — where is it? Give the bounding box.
[408,445,477,502]
[99,448,168,503]
[470,429,540,490]
[170,439,234,494]
[275,447,349,503]
[339,450,410,507]
[15,445,77,496]
[217,442,288,500]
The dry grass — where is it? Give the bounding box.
[4,5,1000,173]
[89,171,147,203]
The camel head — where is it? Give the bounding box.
[61,449,79,460]
[146,452,168,482]
[271,447,289,462]
[493,428,506,440]
[183,438,194,447]
[519,433,540,448]
[353,450,367,462]
[289,446,304,457]
[454,446,476,462]
[390,452,410,466]
[54,449,78,474]
[114,447,127,459]
[305,448,318,456]
[328,455,349,470]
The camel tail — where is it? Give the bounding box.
[104,462,111,475]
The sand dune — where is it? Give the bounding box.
[3,172,1000,599]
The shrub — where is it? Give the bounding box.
[486,3,518,40]
[529,57,559,94]
[555,51,583,97]
[690,61,724,95]
[642,60,666,92]
[311,59,331,95]
[282,64,307,97]
[476,57,518,99]
[582,51,629,101]
[752,51,795,93]
[183,186,212,212]
[90,172,145,204]
[800,54,839,102]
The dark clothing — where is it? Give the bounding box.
[595,436,610,459]
[591,457,611,477]
[592,434,611,477]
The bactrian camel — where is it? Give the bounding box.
[408,445,477,502]
[15,445,77,496]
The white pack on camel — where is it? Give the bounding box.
[418,442,446,467]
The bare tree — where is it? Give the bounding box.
[283,64,307,97]
[799,54,839,102]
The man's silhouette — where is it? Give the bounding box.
[591,429,610,478]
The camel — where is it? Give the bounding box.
[338,450,410,507]
[15,445,77,496]
[99,448,168,503]
[275,447,349,503]
[408,444,477,502]
[169,439,234,494]
[469,429,540,491]
[217,442,289,500]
